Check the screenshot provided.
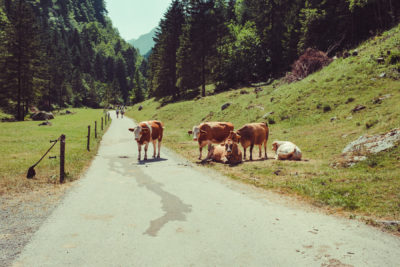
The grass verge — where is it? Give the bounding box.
[0,108,110,195]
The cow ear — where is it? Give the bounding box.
[236,134,241,141]
[188,130,193,135]
[128,128,135,132]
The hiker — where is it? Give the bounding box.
[121,106,125,118]
[116,106,119,118]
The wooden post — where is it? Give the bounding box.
[108,113,110,121]
[95,121,97,139]
[60,134,65,183]
[87,125,90,151]
[101,117,103,130]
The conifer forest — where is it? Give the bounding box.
[1,0,400,121]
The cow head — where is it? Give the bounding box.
[272,141,281,152]
[227,131,241,143]
[129,126,150,141]
[190,126,201,141]
[224,138,235,154]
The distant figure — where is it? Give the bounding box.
[121,107,125,118]
[116,107,119,118]
[272,141,302,161]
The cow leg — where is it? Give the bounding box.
[264,140,268,159]
[152,140,157,158]
[243,147,246,160]
[137,144,141,161]
[250,144,254,161]
[144,143,149,160]
[258,145,262,158]
[157,141,161,158]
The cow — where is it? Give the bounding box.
[129,120,164,161]
[228,122,269,161]
[272,141,302,161]
[188,122,234,160]
[204,139,242,165]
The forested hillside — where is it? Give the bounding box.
[149,0,400,99]
[0,0,146,121]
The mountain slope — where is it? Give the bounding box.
[128,28,156,55]
[127,24,400,223]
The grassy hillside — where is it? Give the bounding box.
[0,109,110,195]
[126,25,400,223]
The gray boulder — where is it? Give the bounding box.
[221,102,231,110]
[32,111,54,121]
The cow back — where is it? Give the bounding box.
[148,120,164,141]
[199,122,234,143]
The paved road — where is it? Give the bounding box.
[14,114,400,266]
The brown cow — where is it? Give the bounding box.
[188,122,234,160]
[204,139,242,165]
[228,122,269,161]
[129,120,164,161]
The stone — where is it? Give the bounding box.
[254,87,263,93]
[221,102,231,110]
[330,117,338,122]
[31,111,54,121]
[262,111,275,119]
[38,121,52,126]
[352,50,358,56]
[240,90,249,95]
[351,104,366,113]
[376,57,385,64]
[379,72,386,78]
[335,128,400,167]
[138,105,143,111]
[372,94,392,104]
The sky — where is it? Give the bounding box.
[106,0,172,41]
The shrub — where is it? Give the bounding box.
[387,51,400,65]
[285,48,333,83]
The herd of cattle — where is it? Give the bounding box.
[129,120,302,164]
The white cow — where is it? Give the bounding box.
[272,141,302,160]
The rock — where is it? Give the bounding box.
[221,102,231,110]
[270,97,274,102]
[66,110,72,114]
[31,111,54,121]
[247,104,264,110]
[343,51,350,58]
[262,111,275,119]
[373,94,392,104]
[379,72,386,78]
[351,104,366,113]
[377,57,385,64]
[254,87,263,93]
[138,105,143,111]
[274,170,281,176]
[38,121,52,126]
[330,117,338,122]
[336,128,400,167]
[240,90,249,95]
[352,50,358,56]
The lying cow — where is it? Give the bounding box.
[228,122,269,161]
[204,139,242,165]
[272,141,302,161]
[188,122,234,160]
[129,120,164,161]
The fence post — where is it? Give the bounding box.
[60,134,65,183]
[95,121,97,139]
[108,113,110,121]
[101,117,103,130]
[87,125,90,151]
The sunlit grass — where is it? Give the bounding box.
[0,108,110,195]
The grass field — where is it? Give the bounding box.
[0,108,110,195]
[126,25,400,225]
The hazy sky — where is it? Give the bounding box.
[106,0,172,40]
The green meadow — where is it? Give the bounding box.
[127,25,400,223]
[0,109,110,195]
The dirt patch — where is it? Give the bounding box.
[0,185,70,266]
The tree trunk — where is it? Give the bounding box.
[201,55,205,97]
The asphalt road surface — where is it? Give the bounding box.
[13,113,400,266]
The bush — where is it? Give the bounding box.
[285,48,333,83]
[387,51,400,65]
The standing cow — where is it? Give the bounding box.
[228,122,269,161]
[188,122,234,160]
[129,120,164,161]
